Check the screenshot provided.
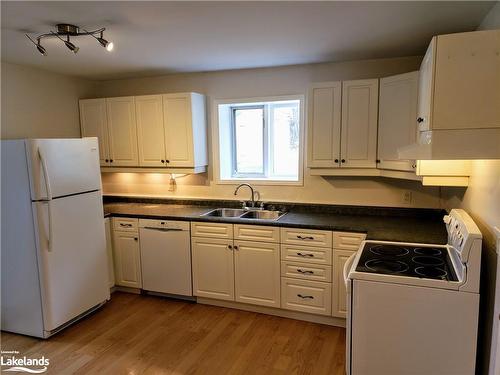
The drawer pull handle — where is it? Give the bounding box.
[297,269,314,275]
[297,235,314,240]
[297,294,314,299]
[120,223,133,227]
[296,252,314,257]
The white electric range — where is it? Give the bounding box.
[344,209,482,375]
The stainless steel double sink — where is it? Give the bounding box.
[201,208,287,221]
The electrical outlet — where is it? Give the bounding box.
[402,191,412,204]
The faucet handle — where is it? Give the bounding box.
[259,201,265,210]
[240,200,247,209]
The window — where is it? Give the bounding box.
[216,96,303,183]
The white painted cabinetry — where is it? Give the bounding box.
[79,92,208,172]
[191,236,235,301]
[307,82,342,168]
[340,79,379,168]
[135,95,165,167]
[377,71,419,172]
[191,223,281,308]
[106,97,139,167]
[112,218,142,288]
[234,240,281,307]
[79,98,110,166]
[104,217,115,288]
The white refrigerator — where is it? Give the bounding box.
[1,138,110,338]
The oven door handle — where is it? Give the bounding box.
[344,252,357,287]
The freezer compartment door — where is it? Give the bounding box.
[26,138,102,200]
[34,191,110,332]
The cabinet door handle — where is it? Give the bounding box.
[105,159,109,163]
[134,237,138,241]
[297,294,314,299]
[161,159,165,163]
[296,252,314,257]
[334,159,339,163]
[376,159,381,163]
[341,159,346,163]
[228,245,233,250]
[165,159,170,163]
[417,117,424,123]
[234,245,239,250]
[297,269,314,275]
[297,235,314,240]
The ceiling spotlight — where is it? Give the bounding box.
[94,31,113,52]
[64,37,79,54]
[25,34,47,56]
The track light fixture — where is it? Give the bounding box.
[25,23,114,56]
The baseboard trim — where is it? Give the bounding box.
[197,297,346,328]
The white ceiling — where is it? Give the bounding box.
[1,1,495,81]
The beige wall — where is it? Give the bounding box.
[1,62,96,139]
[98,56,443,208]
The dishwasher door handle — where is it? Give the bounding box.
[143,227,184,232]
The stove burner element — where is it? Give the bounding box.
[415,267,448,279]
[365,259,409,274]
[370,245,409,257]
[414,247,443,256]
[412,256,444,267]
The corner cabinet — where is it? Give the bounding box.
[377,71,419,172]
[79,92,208,173]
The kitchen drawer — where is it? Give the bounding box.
[281,261,332,283]
[191,222,233,239]
[333,232,366,250]
[113,217,139,232]
[281,228,332,248]
[281,244,332,265]
[281,277,332,316]
[234,224,279,243]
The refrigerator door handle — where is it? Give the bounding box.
[39,149,53,251]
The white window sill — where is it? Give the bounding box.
[217,178,303,186]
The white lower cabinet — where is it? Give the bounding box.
[332,249,356,318]
[281,277,332,316]
[234,240,280,307]
[112,224,142,289]
[191,237,235,301]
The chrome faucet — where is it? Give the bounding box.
[234,183,256,208]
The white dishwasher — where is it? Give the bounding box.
[139,219,192,296]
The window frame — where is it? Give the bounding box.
[213,94,305,186]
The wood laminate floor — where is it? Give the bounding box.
[1,292,346,375]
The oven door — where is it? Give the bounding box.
[344,252,357,375]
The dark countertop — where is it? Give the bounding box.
[103,202,448,245]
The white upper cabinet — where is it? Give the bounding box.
[163,93,207,168]
[378,71,419,172]
[106,97,139,167]
[399,30,500,160]
[341,79,379,168]
[79,98,110,166]
[80,92,208,171]
[307,82,342,168]
[135,95,166,167]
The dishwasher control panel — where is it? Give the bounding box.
[139,219,190,231]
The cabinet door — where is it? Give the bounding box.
[341,79,379,168]
[191,237,234,301]
[106,97,139,166]
[104,218,115,288]
[332,249,355,318]
[163,93,194,167]
[135,95,166,167]
[234,240,280,308]
[79,99,110,166]
[307,82,342,168]
[416,37,436,132]
[378,71,419,172]
[112,231,142,288]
